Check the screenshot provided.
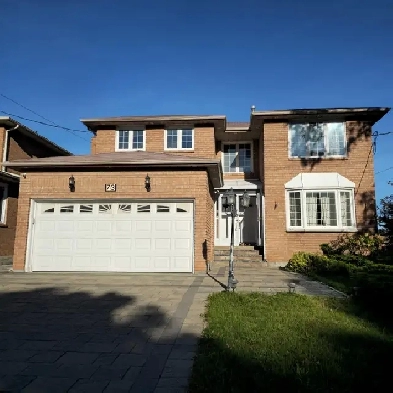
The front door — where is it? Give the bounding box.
[215,191,260,246]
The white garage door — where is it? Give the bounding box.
[30,200,194,273]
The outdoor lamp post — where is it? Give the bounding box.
[223,187,251,291]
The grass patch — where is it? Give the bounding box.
[189,292,393,393]
[308,273,352,294]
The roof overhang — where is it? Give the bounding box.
[250,107,390,128]
[0,117,72,156]
[3,154,223,188]
[80,115,227,134]
[0,170,20,183]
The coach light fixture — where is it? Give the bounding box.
[223,188,251,292]
[69,175,75,192]
[145,174,151,192]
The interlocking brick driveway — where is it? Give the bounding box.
[0,267,343,392]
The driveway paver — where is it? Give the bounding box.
[0,266,343,392]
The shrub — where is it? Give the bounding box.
[286,252,314,274]
[324,233,385,257]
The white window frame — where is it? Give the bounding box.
[115,129,146,152]
[285,188,357,232]
[288,122,347,159]
[164,129,194,151]
[221,141,254,173]
[0,182,8,225]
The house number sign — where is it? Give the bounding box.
[105,184,116,192]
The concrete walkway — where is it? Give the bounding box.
[0,267,343,393]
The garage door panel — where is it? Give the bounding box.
[77,221,94,232]
[173,257,192,271]
[135,220,152,231]
[154,238,171,250]
[154,257,170,270]
[113,256,133,270]
[154,221,171,231]
[55,239,73,251]
[135,238,151,250]
[31,200,193,273]
[113,238,133,250]
[174,238,191,250]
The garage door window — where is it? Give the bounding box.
[80,204,93,213]
[60,205,74,213]
[118,204,131,213]
[137,204,150,213]
[99,204,112,213]
[176,203,190,213]
[157,204,170,213]
[42,204,55,213]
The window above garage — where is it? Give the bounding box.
[116,129,146,151]
[165,129,194,150]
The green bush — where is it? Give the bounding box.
[322,233,385,257]
[286,252,314,274]
[286,252,360,277]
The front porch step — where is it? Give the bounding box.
[214,246,264,264]
[214,255,263,262]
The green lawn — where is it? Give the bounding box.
[189,292,393,393]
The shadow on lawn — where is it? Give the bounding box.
[0,286,198,392]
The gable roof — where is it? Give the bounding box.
[3,151,223,187]
[0,116,72,156]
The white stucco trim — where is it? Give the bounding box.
[285,172,355,190]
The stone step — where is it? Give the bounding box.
[214,246,256,250]
[214,255,263,262]
[214,250,261,257]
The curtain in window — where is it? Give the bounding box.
[306,192,337,226]
[306,193,318,225]
[340,191,353,226]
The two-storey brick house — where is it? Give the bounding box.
[0,116,71,267]
[4,107,389,273]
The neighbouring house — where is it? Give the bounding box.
[3,107,389,273]
[0,116,71,267]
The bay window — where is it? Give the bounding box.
[285,173,356,232]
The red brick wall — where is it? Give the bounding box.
[93,126,216,158]
[13,170,214,272]
[262,121,376,262]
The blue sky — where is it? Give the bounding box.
[1,0,392,200]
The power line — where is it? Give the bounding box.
[0,93,60,126]
[0,92,91,142]
[376,166,393,175]
[0,111,90,142]
[355,142,374,196]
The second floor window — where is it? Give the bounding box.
[222,143,252,173]
[289,122,346,158]
[116,130,145,151]
[165,129,194,150]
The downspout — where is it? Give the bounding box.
[1,124,19,172]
